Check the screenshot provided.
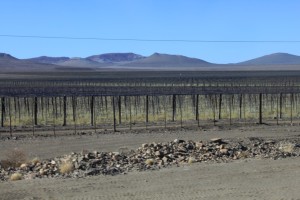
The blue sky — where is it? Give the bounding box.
[1,0,300,63]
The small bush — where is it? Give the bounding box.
[188,157,196,164]
[145,159,154,166]
[10,173,23,181]
[1,148,27,169]
[279,142,295,153]
[60,162,74,174]
[31,157,40,165]
[237,151,249,159]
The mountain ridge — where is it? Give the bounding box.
[1,52,300,72]
[237,53,300,65]
[122,53,212,68]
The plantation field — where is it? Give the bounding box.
[1,70,300,136]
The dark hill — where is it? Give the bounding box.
[122,53,212,68]
[238,53,300,65]
[0,53,57,72]
[87,53,144,63]
[26,56,70,64]
[0,53,17,60]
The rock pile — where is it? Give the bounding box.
[0,137,299,181]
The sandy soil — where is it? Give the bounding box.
[0,124,300,200]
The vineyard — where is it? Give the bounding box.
[1,71,300,135]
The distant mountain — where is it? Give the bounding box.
[57,58,108,68]
[87,53,144,63]
[0,53,58,72]
[25,53,144,68]
[0,53,97,72]
[1,52,300,72]
[0,53,17,60]
[238,53,300,65]
[26,56,70,64]
[123,53,212,68]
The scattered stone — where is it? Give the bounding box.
[210,138,222,143]
[174,139,185,143]
[20,163,28,169]
[0,137,299,181]
[220,149,228,154]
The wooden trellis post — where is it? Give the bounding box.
[218,94,222,119]
[279,93,283,119]
[32,97,35,136]
[72,96,77,135]
[172,94,176,122]
[34,96,38,126]
[290,93,293,125]
[276,94,279,125]
[1,97,5,127]
[229,95,233,125]
[118,96,122,124]
[259,93,263,124]
[196,94,200,127]
[90,96,95,126]
[129,96,132,130]
[63,96,67,126]
[239,94,243,119]
[145,95,149,124]
[112,96,117,132]
[164,95,167,128]
[8,97,12,137]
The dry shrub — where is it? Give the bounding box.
[237,151,249,159]
[278,142,295,153]
[10,173,23,181]
[59,162,74,174]
[188,157,196,164]
[31,157,40,165]
[1,148,27,169]
[145,159,154,166]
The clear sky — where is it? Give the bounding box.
[1,0,300,63]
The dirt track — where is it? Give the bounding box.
[0,124,300,199]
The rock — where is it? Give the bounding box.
[162,157,169,163]
[163,149,170,155]
[210,138,222,143]
[196,142,204,148]
[77,156,84,162]
[20,163,28,169]
[264,140,275,144]
[85,168,100,176]
[185,143,194,150]
[89,159,101,167]
[85,153,95,159]
[177,156,186,162]
[0,137,299,181]
[74,162,80,169]
[177,146,187,153]
[220,149,228,154]
[146,148,152,154]
[142,143,149,148]
[174,139,185,143]
[155,151,163,157]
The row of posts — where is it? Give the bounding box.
[0,93,291,135]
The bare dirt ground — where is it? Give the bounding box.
[0,123,300,200]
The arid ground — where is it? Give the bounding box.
[0,123,300,200]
